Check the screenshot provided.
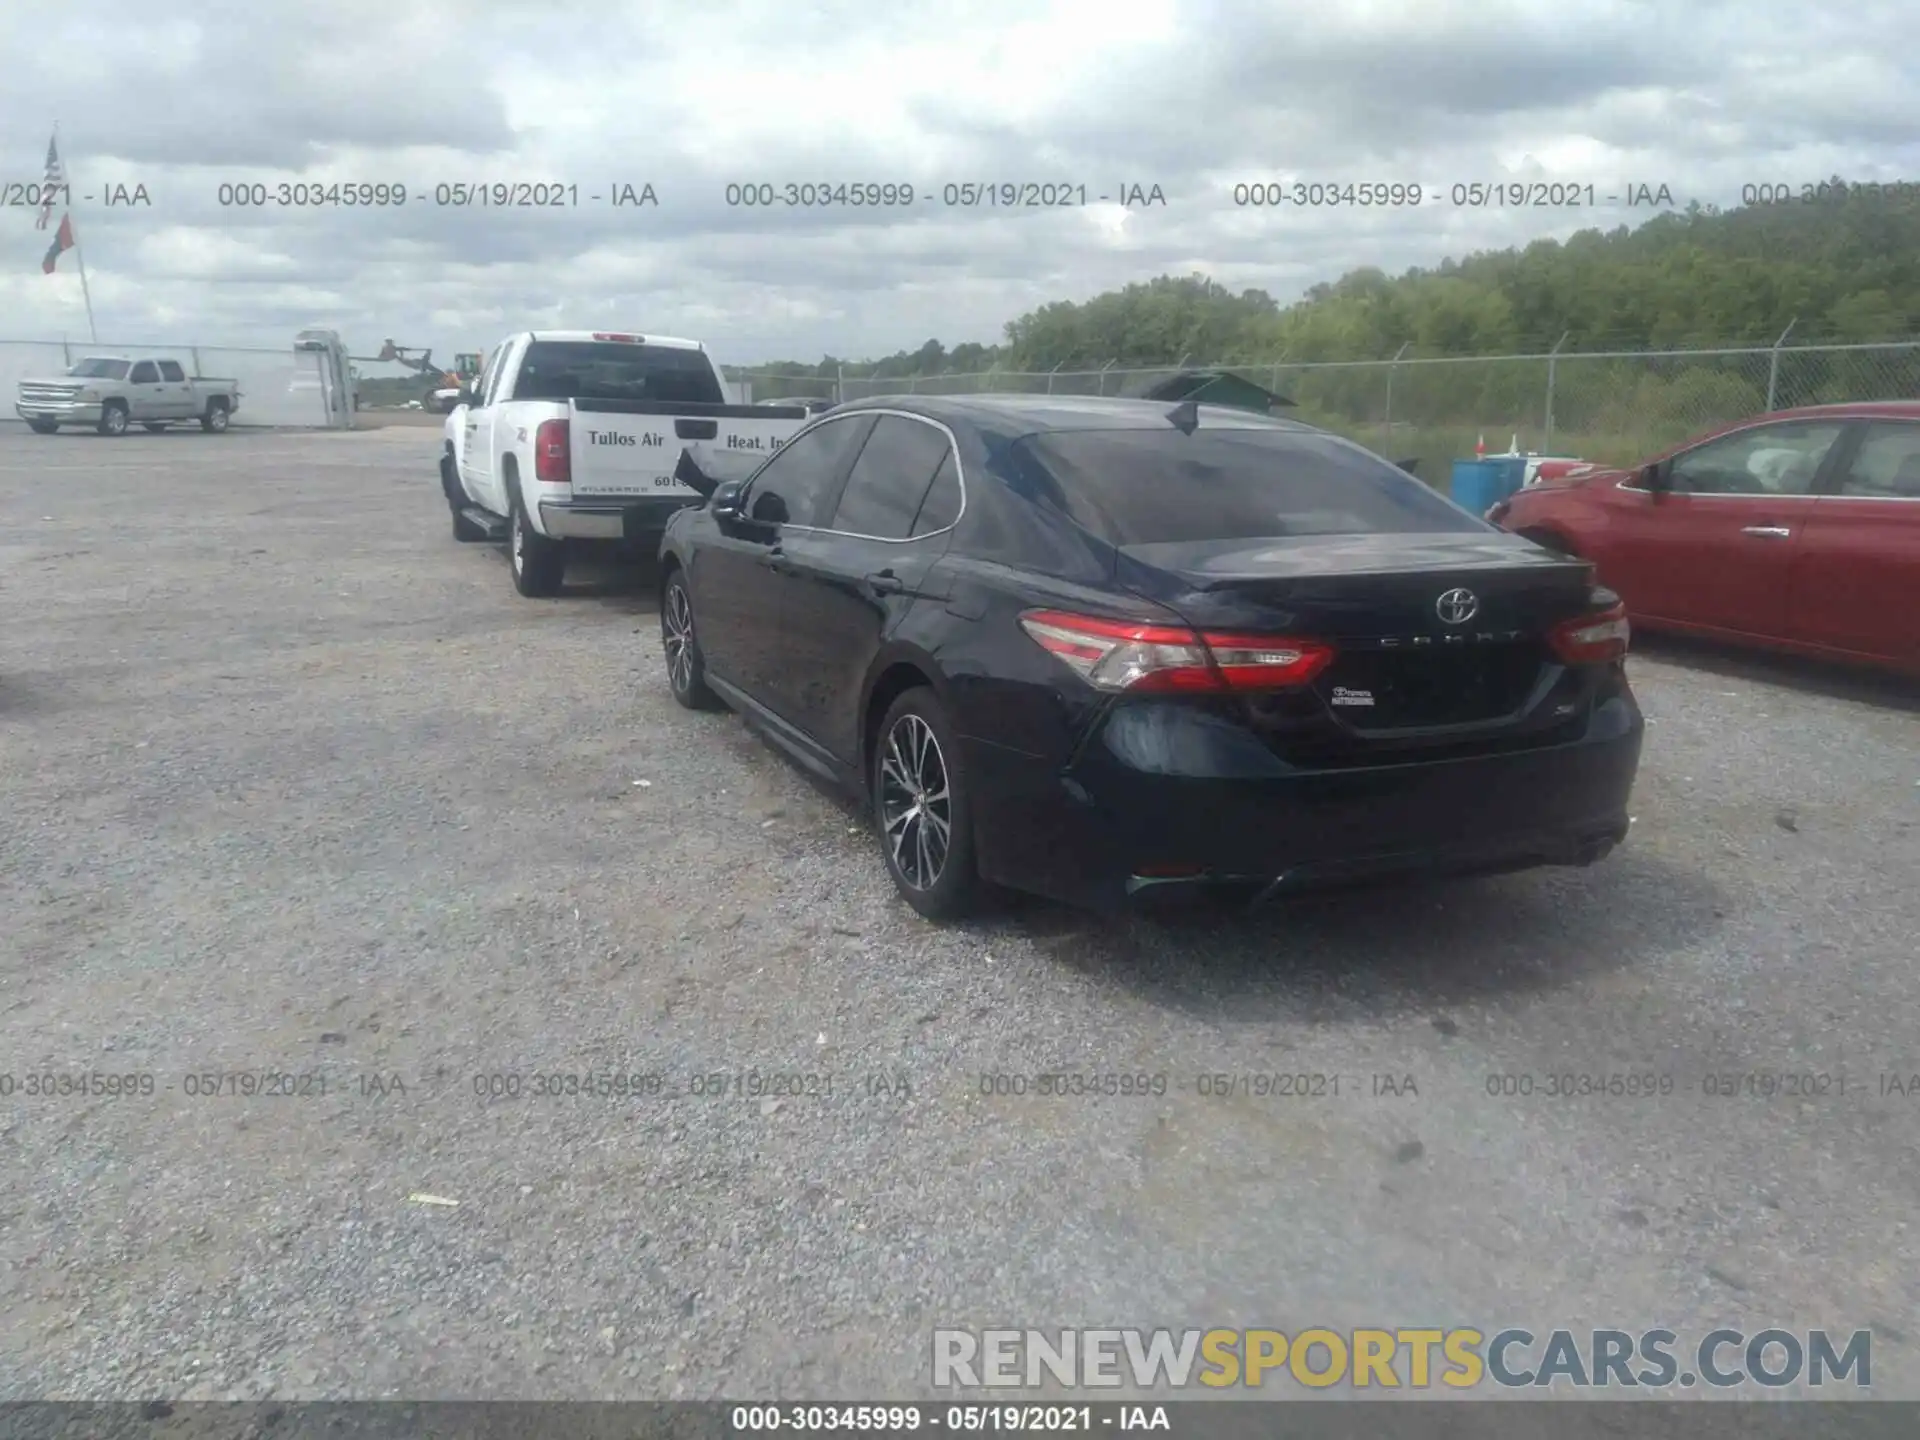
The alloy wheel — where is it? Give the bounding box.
[879,714,951,890]
[663,582,696,694]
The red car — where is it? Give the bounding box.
[1489,401,1920,678]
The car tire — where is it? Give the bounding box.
[443,453,488,542]
[142,422,169,433]
[199,400,230,433]
[26,419,58,435]
[660,567,723,711]
[507,487,565,598]
[871,687,982,921]
[97,402,129,436]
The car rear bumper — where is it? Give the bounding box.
[540,497,703,542]
[964,690,1644,912]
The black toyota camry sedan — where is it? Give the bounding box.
[657,395,1643,920]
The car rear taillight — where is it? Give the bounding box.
[1019,610,1334,693]
[1548,602,1630,665]
[533,419,570,482]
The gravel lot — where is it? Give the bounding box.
[2,423,1917,1403]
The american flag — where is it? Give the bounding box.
[36,135,64,230]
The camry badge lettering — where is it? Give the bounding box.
[1378,629,1521,648]
[1436,588,1480,625]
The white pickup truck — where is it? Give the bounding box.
[17,355,241,435]
[440,330,810,597]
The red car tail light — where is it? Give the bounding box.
[1548,602,1630,665]
[1019,610,1335,693]
[532,419,570,482]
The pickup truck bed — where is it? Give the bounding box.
[439,329,813,596]
[567,398,801,499]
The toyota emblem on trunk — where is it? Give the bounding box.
[1435,588,1479,624]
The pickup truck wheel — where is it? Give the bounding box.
[199,400,231,433]
[97,402,129,436]
[143,422,169,433]
[27,419,58,435]
[872,688,982,921]
[508,497,565,598]
[661,569,723,710]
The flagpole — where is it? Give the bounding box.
[72,223,98,344]
[55,123,98,342]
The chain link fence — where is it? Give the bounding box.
[9,337,1915,448]
[736,339,1920,478]
[0,339,336,427]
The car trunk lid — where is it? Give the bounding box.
[1116,532,1602,753]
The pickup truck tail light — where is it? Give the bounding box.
[532,419,570,483]
[1019,610,1335,693]
[1548,601,1630,665]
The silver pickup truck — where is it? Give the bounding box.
[16,356,242,435]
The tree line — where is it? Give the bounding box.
[744,180,1920,383]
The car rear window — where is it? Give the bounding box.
[514,341,723,405]
[1017,427,1484,545]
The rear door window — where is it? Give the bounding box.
[1836,422,1920,498]
[157,361,186,382]
[911,453,963,536]
[1017,427,1483,545]
[129,361,159,384]
[827,416,951,538]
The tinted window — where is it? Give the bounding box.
[513,341,723,405]
[129,361,159,383]
[477,344,506,405]
[1839,423,1920,498]
[911,453,962,535]
[746,416,874,527]
[157,360,186,382]
[1017,427,1482,545]
[1666,421,1842,496]
[829,417,950,537]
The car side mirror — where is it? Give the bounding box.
[709,479,747,522]
[1641,461,1669,493]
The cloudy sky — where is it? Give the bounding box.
[2,0,1916,375]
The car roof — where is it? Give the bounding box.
[1755,400,1920,421]
[829,392,1318,438]
[524,330,702,349]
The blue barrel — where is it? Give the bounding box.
[1450,457,1527,514]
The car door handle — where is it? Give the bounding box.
[1740,525,1793,538]
[863,570,904,596]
